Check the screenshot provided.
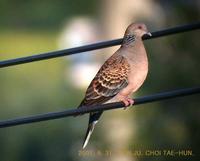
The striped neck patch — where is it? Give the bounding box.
[123,34,136,45]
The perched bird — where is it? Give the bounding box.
[78,23,151,149]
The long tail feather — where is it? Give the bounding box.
[82,121,97,149]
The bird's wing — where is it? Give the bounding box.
[79,53,130,107]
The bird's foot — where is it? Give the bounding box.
[123,98,134,110]
[116,94,134,109]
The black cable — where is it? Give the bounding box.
[0,22,200,68]
[0,87,199,128]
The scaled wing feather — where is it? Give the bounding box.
[79,54,130,107]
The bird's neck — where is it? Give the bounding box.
[122,34,136,46]
[121,38,147,62]
[121,35,143,50]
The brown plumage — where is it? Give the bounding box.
[79,54,130,106]
[78,23,151,148]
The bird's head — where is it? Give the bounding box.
[122,23,151,46]
[124,23,151,40]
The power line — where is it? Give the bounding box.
[0,87,199,128]
[0,22,200,68]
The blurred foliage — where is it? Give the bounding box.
[0,0,200,161]
[0,0,97,30]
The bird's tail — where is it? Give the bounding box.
[82,120,98,149]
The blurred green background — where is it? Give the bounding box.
[0,0,199,161]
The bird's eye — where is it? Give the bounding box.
[138,26,142,29]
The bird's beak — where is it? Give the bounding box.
[146,32,152,36]
[142,32,152,39]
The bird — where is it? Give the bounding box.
[77,22,151,149]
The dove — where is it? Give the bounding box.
[78,23,151,149]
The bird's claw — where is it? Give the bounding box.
[123,98,134,110]
[116,94,134,110]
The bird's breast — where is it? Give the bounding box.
[126,46,148,92]
[128,62,148,92]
